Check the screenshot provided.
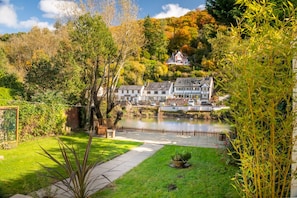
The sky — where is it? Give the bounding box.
[0,0,206,34]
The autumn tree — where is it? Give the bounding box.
[120,60,146,85]
[5,27,61,80]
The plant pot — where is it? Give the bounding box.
[172,160,185,168]
[97,126,107,136]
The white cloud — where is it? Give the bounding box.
[198,4,206,10]
[0,0,18,27]
[0,0,78,33]
[19,17,55,31]
[39,0,81,19]
[154,4,191,19]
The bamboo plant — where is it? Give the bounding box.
[214,1,297,197]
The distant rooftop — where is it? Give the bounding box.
[144,81,172,91]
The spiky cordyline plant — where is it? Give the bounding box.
[39,134,103,198]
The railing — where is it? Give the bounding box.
[116,126,226,138]
[160,105,213,112]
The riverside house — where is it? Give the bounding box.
[117,85,144,104]
[142,81,174,102]
[173,77,214,101]
[117,77,213,104]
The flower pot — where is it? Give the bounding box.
[97,126,107,136]
[172,160,184,168]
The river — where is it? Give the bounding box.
[117,117,230,133]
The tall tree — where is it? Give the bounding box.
[207,0,297,26]
[206,0,244,25]
[70,13,116,127]
[143,16,168,61]
[99,0,145,126]
[69,0,144,128]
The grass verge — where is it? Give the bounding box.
[0,132,142,197]
[94,145,239,198]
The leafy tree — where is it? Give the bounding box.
[143,16,168,61]
[25,58,63,97]
[142,59,168,82]
[67,0,144,129]
[206,0,244,25]
[52,37,86,105]
[5,27,61,80]
[217,1,297,197]
[98,0,145,126]
[207,0,297,26]
[120,60,146,85]
[0,47,24,98]
[70,13,116,127]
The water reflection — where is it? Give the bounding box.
[118,117,229,133]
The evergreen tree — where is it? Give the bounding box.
[143,16,168,61]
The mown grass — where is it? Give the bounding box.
[0,132,142,197]
[94,145,239,198]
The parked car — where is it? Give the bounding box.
[201,101,212,106]
[150,102,157,106]
[188,99,195,106]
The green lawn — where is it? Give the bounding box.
[94,145,239,198]
[0,132,142,197]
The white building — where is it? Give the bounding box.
[117,85,144,104]
[166,51,190,65]
[142,81,174,102]
[173,77,214,101]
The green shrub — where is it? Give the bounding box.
[11,91,68,141]
[0,87,12,105]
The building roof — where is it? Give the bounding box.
[144,81,172,91]
[118,85,144,90]
[174,77,213,87]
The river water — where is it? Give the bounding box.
[117,117,230,133]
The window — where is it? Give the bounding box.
[132,90,134,94]
[147,91,151,94]
[162,91,166,94]
[154,91,158,94]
